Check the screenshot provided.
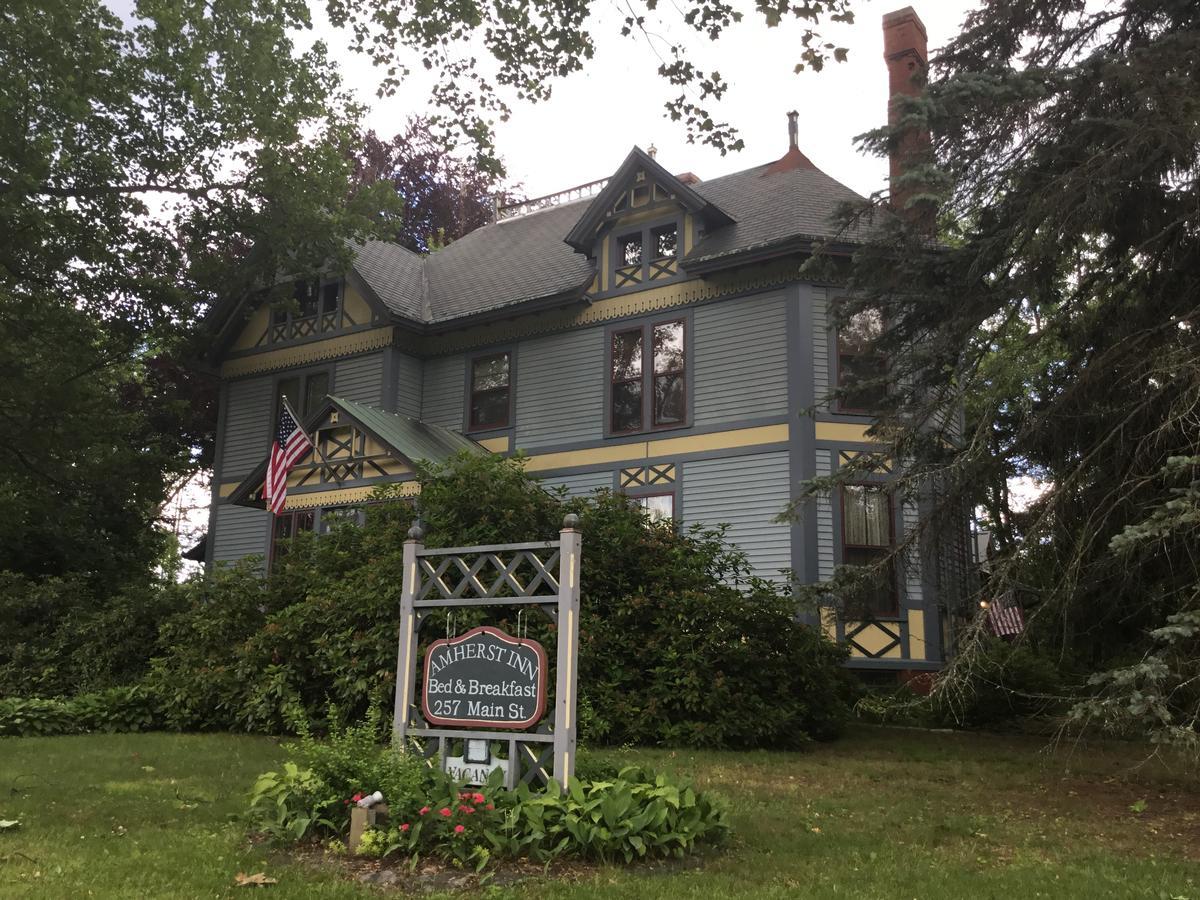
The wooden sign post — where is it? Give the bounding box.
[393,515,582,789]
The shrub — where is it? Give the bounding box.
[144,452,854,748]
[0,686,159,737]
[285,706,435,832]
[0,572,185,698]
[931,637,1068,728]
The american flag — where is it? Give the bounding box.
[265,399,313,515]
[987,594,1025,637]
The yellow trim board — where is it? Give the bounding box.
[222,327,395,378]
[218,481,241,499]
[907,609,927,661]
[814,422,879,444]
[283,481,420,511]
[521,424,788,473]
[476,435,511,453]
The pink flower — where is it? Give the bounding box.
[472,793,485,804]
[439,807,451,817]
[486,803,494,810]
[351,793,363,803]
[464,807,475,815]
[400,823,410,832]
[419,806,430,816]
[454,824,465,834]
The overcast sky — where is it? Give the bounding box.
[306,0,979,199]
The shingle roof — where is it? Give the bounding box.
[333,396,485,464]
[352,240,426,321]
[684,162,871,265]
[423,199,595,323]
[344,149,869,328]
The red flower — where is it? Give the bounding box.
[439,807,451,817]
[464,807,475,815]
[419,806,430,816]
[400,823,410,832]
[486,803,494,810]
[472,792,485,804]
[351,793,363,803]
[454,824,465,834]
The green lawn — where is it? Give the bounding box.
[0,727,1197,898]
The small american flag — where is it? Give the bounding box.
[987,594,1025,637]
[265,398,313,515]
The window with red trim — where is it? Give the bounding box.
[269,509,314,570]
[609,318,686,434]
[469,352,510,431]
[841,483,897,616]
[837,306,887,412]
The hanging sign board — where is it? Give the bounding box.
[422,626,547,729]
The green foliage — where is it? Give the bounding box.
[930,638,1067,729]
[801,2,1200,739]
[247,762,333,843]
[285,706,435,832]
[146,452,851,748]
[576,490,855,748]
[0,686,158,737]
[492,768,730,864]
[0,572,187,698]
[248,727,728,871]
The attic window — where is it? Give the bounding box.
[270,278,342,342]
[652,224,677,260]
[611,219,681,291]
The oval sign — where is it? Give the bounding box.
[422,626,547,729]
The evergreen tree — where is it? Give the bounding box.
[810,2,1200,741]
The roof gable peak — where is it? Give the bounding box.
[563,147,734,253]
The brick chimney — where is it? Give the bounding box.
[882,6,931,221]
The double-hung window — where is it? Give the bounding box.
[841,484,897,616]
[468,352,511,431]
[836,306,887,412]
[609,318,687,434]
[275,369,330,423]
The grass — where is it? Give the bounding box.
[0,726,1197,898]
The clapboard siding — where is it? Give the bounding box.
[394,351,423,418]
[693,292,788,425]
[816,448,835,581]
[211,504,269,565]
[220,376,274,480]
[541,470,611,499]
[422,355,466,429]
[683,451,791,582]
[812,288,831,409]
[516,326,605,448]
[335,352,384,406]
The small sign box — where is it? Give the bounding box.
[422,626,547,729]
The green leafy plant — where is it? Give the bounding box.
[246,763,334,843]
[489,767,729,864]
[0,687,159,737]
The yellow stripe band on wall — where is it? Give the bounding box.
[522,424,789,473]
[814,422,879,443]
[222,326,395,378]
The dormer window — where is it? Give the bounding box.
[611,219,681,291]
[271,279,342,342]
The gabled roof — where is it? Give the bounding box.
[227,396,485,509]
[211,141,871,341]
[562,146,735,253]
